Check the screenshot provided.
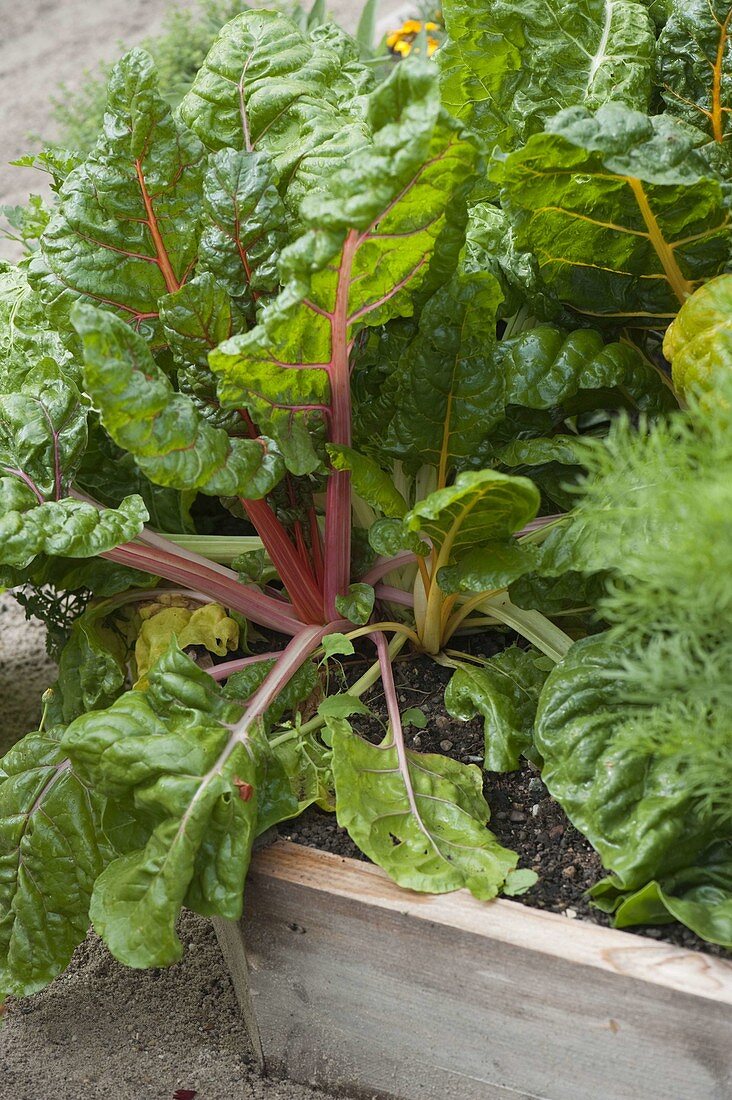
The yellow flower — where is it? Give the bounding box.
[386,18,443,59]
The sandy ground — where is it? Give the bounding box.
[0,2,405,1097]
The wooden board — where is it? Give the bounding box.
[241,841,732,1100]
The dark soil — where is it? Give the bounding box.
[282,629,731,960]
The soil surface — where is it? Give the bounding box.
[284,633,731,959]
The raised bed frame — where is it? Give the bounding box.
[217,840,732,1100]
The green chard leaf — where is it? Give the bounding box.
[331,717,531,898]
[209,62,479,474]
[72,303,284,498]
[0,267,74,388]
[30,49,205,343]
[271,731,335,816]
[0,360,88,500]
[0,494,146,571]
[223,657,318,727]
[445,648,549,771]
[406,469,540,569]
[437,540,540,595]
[62,644,295,968]
[368,517,429,558]
[493,103,732,324]
[0,727,108,998]
[439,0,654,152]
[199,149,289,309]
[371,305,672,496]
[534,634,732,946]
[658,0,732,149]
[663,273,732,397]
[492,326,672,416]
[77,421,194,534]
[334,582,375,625]
[382,272,505,477]
[159,273,234,372]
[53,598,131,723]
[180,11,372,200]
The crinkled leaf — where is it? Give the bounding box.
[199,149,288,308]
[53,599,131,723]
[493,325,673,416]
[509,568,609,615]
[445,648,549,771]
[0,728,107,997]
[461,203,554,320]
[73,303,283,498]
[209,63,478,473]
[439,0,654,152]
[159,273,233,371]
[381,319,671,484]
[0,360,88,501]
[0,267,73,388]
[0,493,147,570]
[134,600,239,684]
[334,582,375,625]
[382,272,505,476]
[658,0,732,148]
[663,273,732,397]
[493,104,732,324]
[331,718,529,898]
[368,516,429,558]
[272,731,334,815]
[223,657,318,727]
[31,49,204,343]
[62,645,285,967]
[180,12,372,197]
[2,553,155,603]
[535,634,732,938]
[352,318,417,450]
[405,470,539,563]
[77,422,194,535]
[438,540,540,594]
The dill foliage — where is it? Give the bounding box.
[569,380,732,836]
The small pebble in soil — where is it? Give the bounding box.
[439,739,453,751]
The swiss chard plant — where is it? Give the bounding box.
[1,0,731,1001]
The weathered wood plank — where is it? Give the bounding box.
[241,841,732,1100]
[211,916,266,1073]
